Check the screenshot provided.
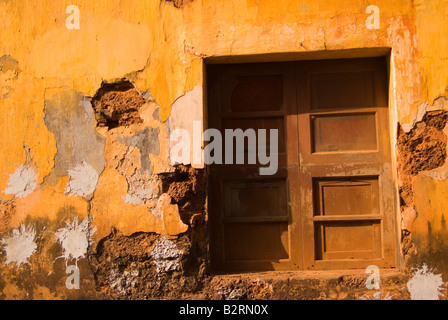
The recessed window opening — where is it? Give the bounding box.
[207,56,397,272]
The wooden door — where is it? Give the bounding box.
[207,57,396,272]
[207,62,301,272]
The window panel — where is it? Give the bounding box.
[223,180,287,217]
[311,113,377,152]
[315,220,381,260]
[314,177,379,216]
[224,223,289,260]
[310,71,374,110]
[221,75,284,112]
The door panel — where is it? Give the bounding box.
[315,220,382,260]
[310,70,375,110]
[223,180,287,218]
[311,113,377,152]
[224,223,289,260]
[208,62,300,272]
[313,177,380,217]
[221,74,284,112]
[297,58,396,270]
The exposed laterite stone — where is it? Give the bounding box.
[91,80,146,129]
[397,110,448,260]
[397,110,448,176]
[88,164,208,299]
[89,229,204,299]
[159,165,206,216]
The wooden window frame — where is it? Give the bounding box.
[207,57,397,273]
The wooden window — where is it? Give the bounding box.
[207,57,396,272]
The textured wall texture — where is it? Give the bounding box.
[0,0,447,300]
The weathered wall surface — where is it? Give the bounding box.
[0,0,447,299]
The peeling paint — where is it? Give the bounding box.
[401,206,417,231]
[0,55,20,99]
[3,165,37,198]
[402,96,448,133]
[151,193,171,220]
[113,143,163,206]
[0,0,447,300]
[169,86,203,168]
[82,97,95,123]
[116,127,160,174]
[123,175,161,206]
[43,89,105,184]
[1,223,37,268]
[401,101,428,133]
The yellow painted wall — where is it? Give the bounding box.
[0,0,447,299]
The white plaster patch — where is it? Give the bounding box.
[425,169,448,181]
[169,85,203,168]
[1,223,37,268]
[150,236,183,273]
[122,175,161,206]
[4,165,37,198]
[402,96,448,133]
[401,206,417,231]
[124,194,144,205]
[55,216,96,263]
[387,16,420,124]
[107,267,139,295]
[150,193,171,220]
[82,96,94,123]
[65,161,99,198]
[407,264,445,300]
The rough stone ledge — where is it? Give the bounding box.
[210,268,405,281]
[201,268,410,300]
